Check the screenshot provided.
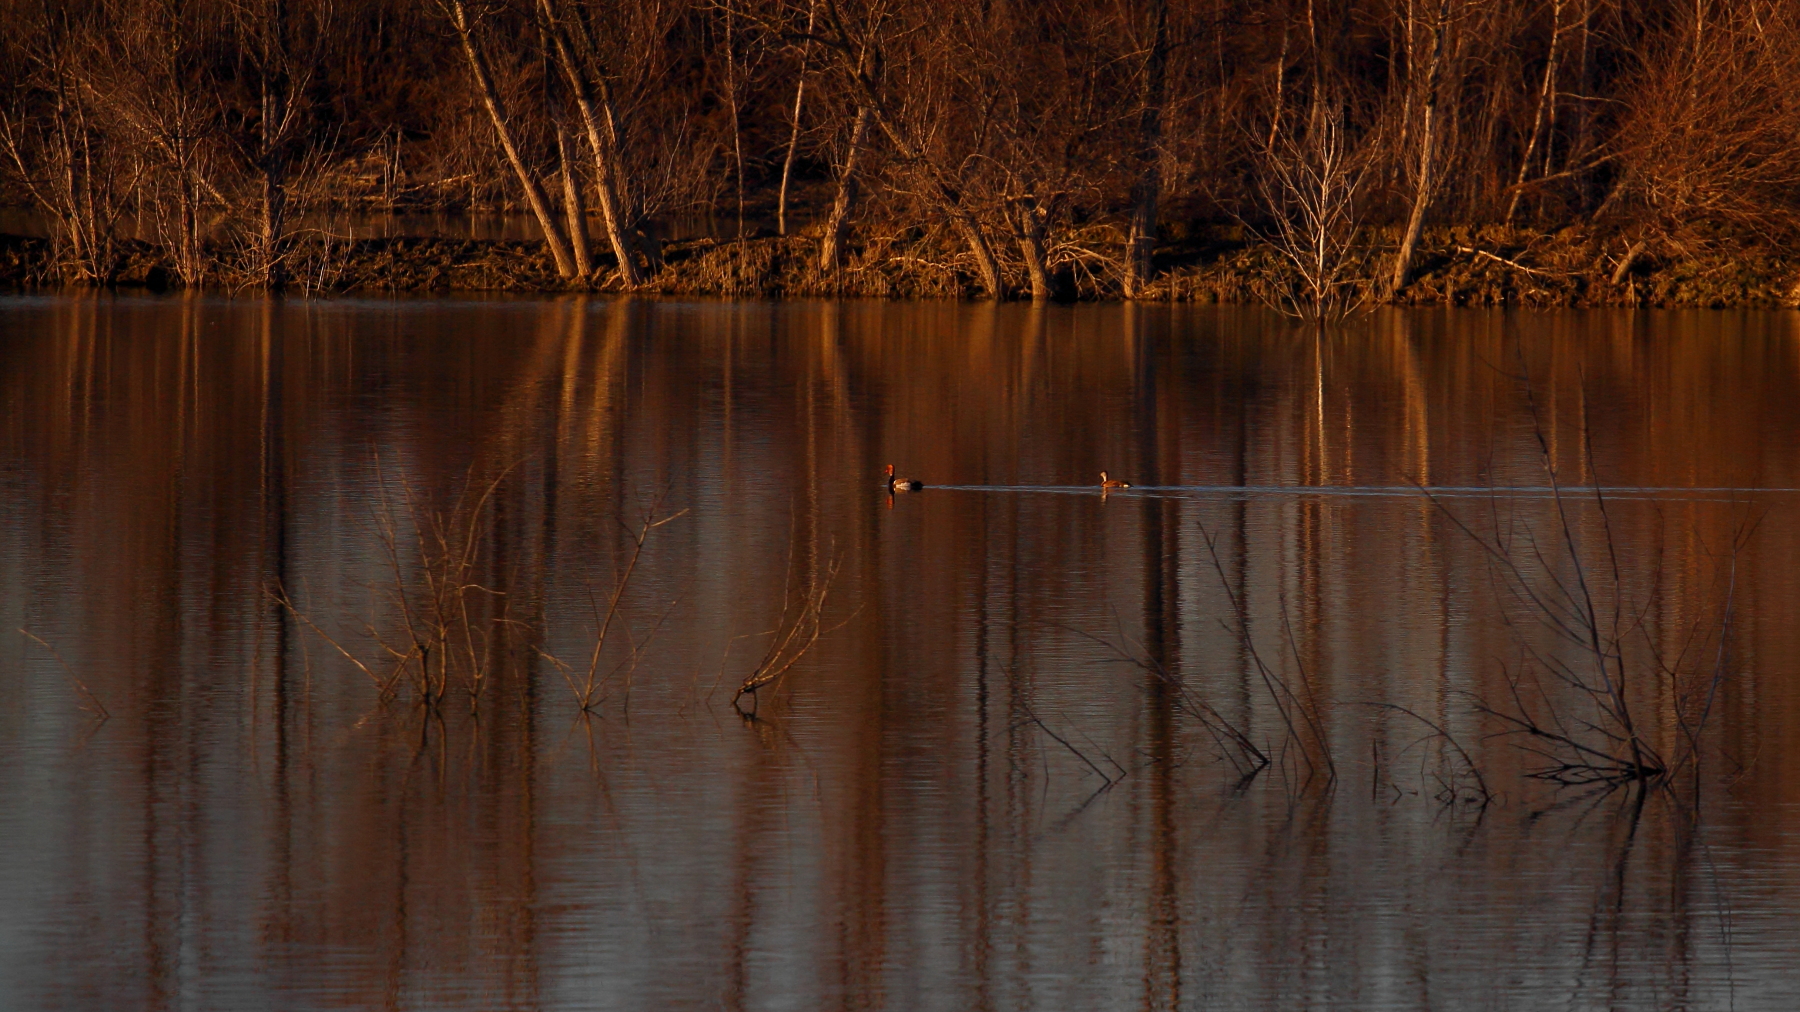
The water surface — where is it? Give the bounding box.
[4,295,1800,1009]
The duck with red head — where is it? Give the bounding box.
[1100,471,1131,489]
[886,464,924,492]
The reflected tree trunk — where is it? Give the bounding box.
[1132,301,1181,1007]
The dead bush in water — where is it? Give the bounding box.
[273,461,689,714]
[1069,623,1269,782]
[1360,702,1491,806]
[535,497,687,713]
[1193,523,1339,789]
[732,530,846,716]
[1429,383,1755,788]
[273,459,524,709]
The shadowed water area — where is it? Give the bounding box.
[5,295,1800,1010]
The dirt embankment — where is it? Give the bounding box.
[3,226,1797,309]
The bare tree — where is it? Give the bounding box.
[220,0,336,287]
[818,100,871,275]
[442,0,580,279]
[1606,0,1800,238]
[1503,0,1563,225]
[1388,0,1453,296]
[1124,0,1169,298]
[1255,99,1368,318]
[776,0,818,236]
[808,0,1007,296]
[0,2,136,281]
[89,0,230,285]
[537,0,649,284]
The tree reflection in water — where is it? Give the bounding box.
[1,295,1794,1009]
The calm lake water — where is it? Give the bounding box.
[5,295,1800,1010]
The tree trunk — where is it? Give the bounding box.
[1504,0,1561,225]
[778,4,817,237]
[777,72,807,236]
[171,136,205,285]
[813,5,1005,297]
[1012,199,1052,300]
[538,0,644,285]
[952,209,1006,299]
[260,154,286,285]
[1125,0,1170,298]
[819,103,871,275]
[1610,239,1646,285]
[447,0,577,279]
[724,9,745,238]
[1389,0,1449,296]
[556,125,593,277]
[1390,106,1434,295]
[257,0,290,287]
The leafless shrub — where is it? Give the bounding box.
[269,461,695,717]
[1361,702,1491,806]
[1607,2,1800,238]
[1427,374,1755,788]
[1068,624,1269,781]
[1194,521,1338,788]
[1015,699,1129,790]
[18,629,110,719]
[273,459,523,710]
[83,1,229,287]
[1250,101,1370,320]
[537,498,687,712]
[733,533,844,715]
[0,7,139,282]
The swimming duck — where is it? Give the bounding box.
[1100,471,1131,490]
[886,464,924,492]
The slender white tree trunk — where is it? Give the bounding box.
[1505,0,1562,224]
[1389,0,1449,296]
[447,0,578,279]
[778,1,817,237]
[557,126,593,276]
[1125,0,1169,297]
[819,103,870,274]
[537,0,645,285]
[723,8,745,238]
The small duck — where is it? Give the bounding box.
[886,464,924,492]
[1099,471,1131,490]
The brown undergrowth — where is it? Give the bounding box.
[4,223,1797,308]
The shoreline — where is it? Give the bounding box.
[3,227,1796,310]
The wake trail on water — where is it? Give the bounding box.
[922,484,1800,502]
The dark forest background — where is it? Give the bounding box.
[3,0,1798,301]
